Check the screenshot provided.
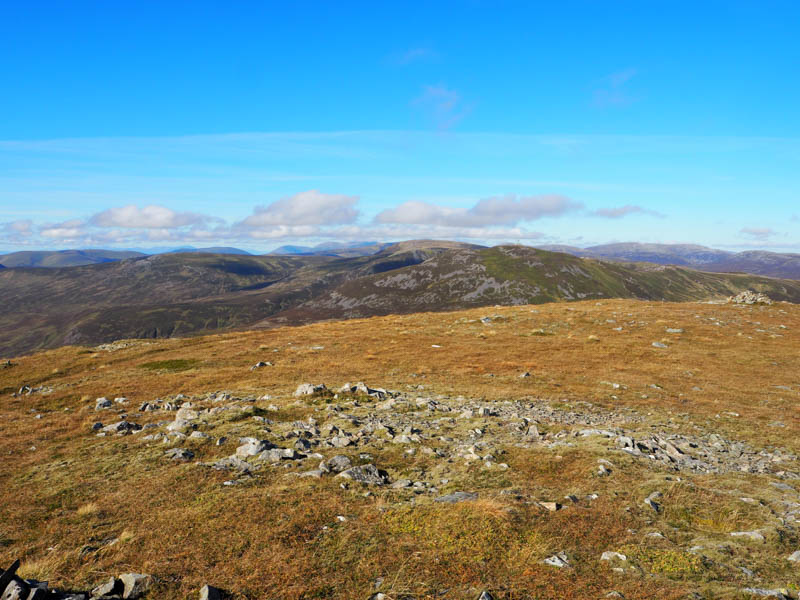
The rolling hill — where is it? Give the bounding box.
[536,242,800,279]
[165,246,253,255]
[0,249,145,268]
[2,242,800,357]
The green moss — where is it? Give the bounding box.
[621,545,706,577]
[137,358,200,372]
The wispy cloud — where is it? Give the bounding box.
[390,46,438,66]
[593,68,640,108]
[412,84,472,129]
[375,195,582,227]
[740,226,777,240]
[591,204,665,219]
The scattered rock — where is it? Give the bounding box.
[597,464,612,477]
[91,577,123,598]
[741,589,791,599]
[729,290,773,305]
[164,448,194,461]
[101,421,142,435]
[543,551,570,568]
[294,383,327,397]
[119,573,152,600]
[435,491,477,504]
[322,455,352,473]
[167,419,194,433]
[731,530,766,542]
[299,469,323,478]
[601,551,627,562]
[211,456,255,473]
[336,464,389,485]
[199,584,225,600]
[1,578,28,600]
[235,438,275,458]
[644,491,663,513]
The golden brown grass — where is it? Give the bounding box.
[1,299,799,599]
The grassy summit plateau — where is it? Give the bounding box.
[1,299,799,599]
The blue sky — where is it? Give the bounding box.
[1,1,799,252]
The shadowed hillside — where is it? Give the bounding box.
[3,244,800,357]
[265,245,800,326]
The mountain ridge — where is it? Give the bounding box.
[536,242,800,279]
[2,243,800,357]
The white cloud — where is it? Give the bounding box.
[239,190,359,228]
[375,195,582,227]
[39,219,88,240]
[740,226,776,240]
[90,205,210,229]
[592,204,665,218]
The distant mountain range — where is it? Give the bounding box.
[268,241,385,257]
[4,242,800,280]
[0,247,255,267]
[2,240,800,357]
[536,243,800,280]
[165,246,253,255]
[0,249,146,268]
[0,243,374,267]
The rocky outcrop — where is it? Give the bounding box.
[729,290,773,305]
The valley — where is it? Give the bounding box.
[3,242,800,358]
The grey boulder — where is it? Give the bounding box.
[435,491,477,504]
[119,573,152,599]
[336,464,389,485]
[199,585,224,600]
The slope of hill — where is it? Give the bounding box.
[1,299,798,599]
[268,245,800,325]
[536,242,800,279]
[0,249,146,268]
[2,243,800,357]
[0,246,451,356]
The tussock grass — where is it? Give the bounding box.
[76,502,100,517]
[1,299,799,598]
[137,358,199,372]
